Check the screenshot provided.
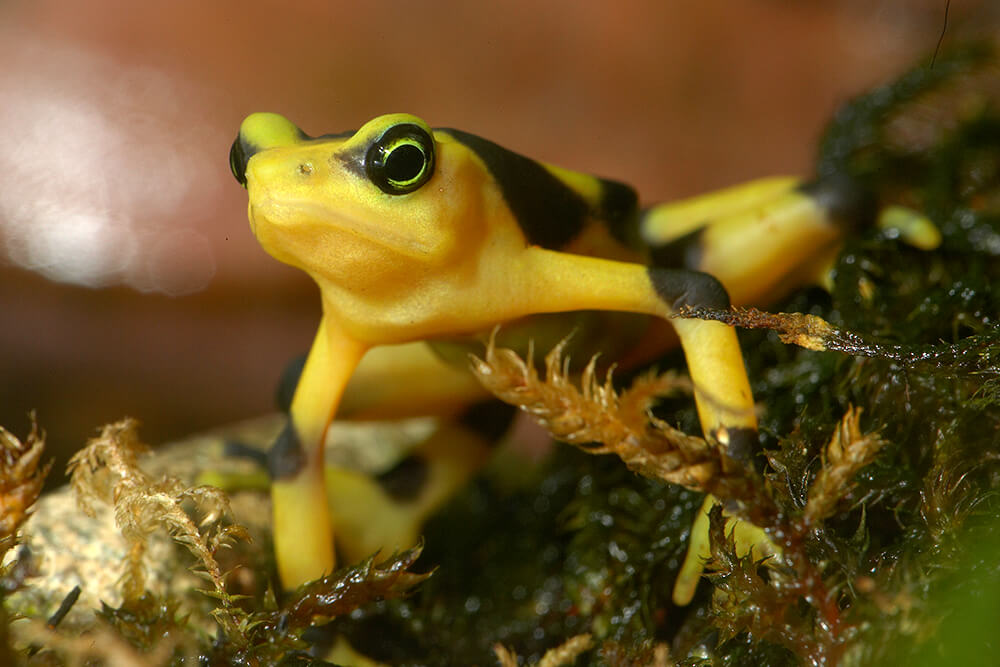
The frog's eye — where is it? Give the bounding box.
[364,123,435,195]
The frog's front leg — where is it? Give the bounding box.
[270,316,367,588]
[523,249,759,604]
[525,248,758,451]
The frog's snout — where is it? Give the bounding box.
[231,113,307,189]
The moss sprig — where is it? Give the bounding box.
[67,419,248,604]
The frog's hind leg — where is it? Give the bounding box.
[643,176,859,306]
[641,173,938,306]
[326,401,514,564]
[337,341,492,420]
[640,175,801,249]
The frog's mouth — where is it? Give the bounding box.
[248,191,445,263]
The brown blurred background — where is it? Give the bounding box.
[0,0,995,480]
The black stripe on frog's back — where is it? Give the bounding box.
[442,128,638,250]
[599,178,643,249]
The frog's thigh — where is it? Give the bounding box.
[641,175,800,245]
[327,400,515,562]
[647,176,872,306]
[696,177,870,304]
[338,341,491,419]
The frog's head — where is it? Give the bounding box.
[230,113,537,340]
[238,113,508,277]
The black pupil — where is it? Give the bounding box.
[385,143,425,183]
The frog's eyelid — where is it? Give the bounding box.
[310,129,356,141]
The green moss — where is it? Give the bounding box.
[328,451,702,664]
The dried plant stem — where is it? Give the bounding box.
[0,413,52,557]
[469,334,778,523]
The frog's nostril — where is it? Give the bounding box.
[229,135,252,187]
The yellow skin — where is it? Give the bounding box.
[230,112,918,604]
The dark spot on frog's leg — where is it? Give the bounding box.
[276,353,307,414]
[267,421,307,480]
[647,267,731,312]
[458,400,518,442]
[722,426,758,463]
[235,355,305,476]
[646,226,706,270]
[442,128,588,249]
[798,174,877,233]
[376,456,430,503]
[223,440,269,467]
[375,402,514,508]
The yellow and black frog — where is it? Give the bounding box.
[228,111,935,605]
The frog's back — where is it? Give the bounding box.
[437,127,645,263]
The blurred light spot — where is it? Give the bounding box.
[143,229,217,296]
[7,208,136,287]
[0,28,218,294]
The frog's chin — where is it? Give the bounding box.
[247,205,300,267]
[247,204,258,240]
[248,207,291,265]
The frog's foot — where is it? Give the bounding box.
[672,495,779,605]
